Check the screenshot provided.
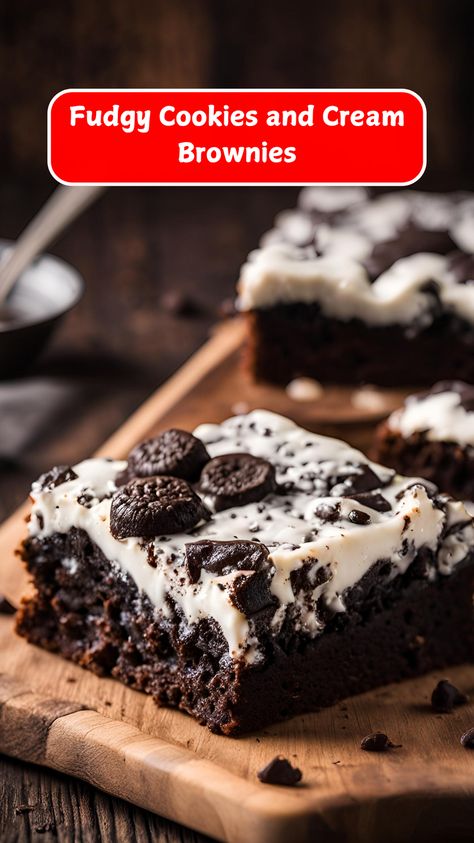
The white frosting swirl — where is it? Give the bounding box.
[388,388,474,447]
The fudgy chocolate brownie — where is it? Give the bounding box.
[17,411,474,735]
[373,381,474,502]
[237,188,474,386]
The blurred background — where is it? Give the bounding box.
[0,0,473,519]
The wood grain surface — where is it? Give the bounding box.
[0,179,300,843]
[1,320,474,843]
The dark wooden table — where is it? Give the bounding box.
[0,182,297,843]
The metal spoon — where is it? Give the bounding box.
[0,184,105,312]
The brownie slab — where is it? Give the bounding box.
[373,381,474,501]
[16,411,474,734]
[237,188,474,387]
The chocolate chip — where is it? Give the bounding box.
[127,429,210,482]
[360,732,400,752]
[347,492,391,512]
[199,453,276,511]
[460,728,474,748]
[348,509,371,525]
[431,679,469,713]
[185,539,269,584]
[257,756,302,786]
[110,476,210,539]
[35,465,78,491]
[0,595,16,615]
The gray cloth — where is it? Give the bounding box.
[0,379,76,459]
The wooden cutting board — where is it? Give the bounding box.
[1,318,474,843]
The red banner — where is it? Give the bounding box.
[48,89,426,186]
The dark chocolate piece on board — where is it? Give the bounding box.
[127,429,210,482]
[110,476,210,539]
[199,452,276,511]
[257,756,302,786]
[0,595,16,615]
[461,728,474,748]
[360,732,400,752]
[431,679,469,713]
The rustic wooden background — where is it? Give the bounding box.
[0,1,473,840]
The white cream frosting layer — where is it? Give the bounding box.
[237,246,474,326]
[28,411,474,662]
[388,390,474,447]
[239,188,474,325]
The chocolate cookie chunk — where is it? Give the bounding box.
[127,429,210,482]
[110,476,210,539]
[346,491,391,512]
[257,756,302,786]
[199,453,276,511]
[185,539,269,584]
[331,463,384,496]
[431,679,469,713]
[366,223,456,278]
[415,380,474,412]
[360,732,400,752]
[228,570,276,616]
[34,465,78,492]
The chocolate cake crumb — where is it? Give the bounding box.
[35,465,78,492]
[461,728,474,748]
[257,756,302,786]
[431,679,469,713]
[0,594,16,615]
[360,732,400,752]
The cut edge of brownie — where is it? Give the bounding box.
[373,422,474,501]
[243,307,474,387]
[16,527,474,735]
